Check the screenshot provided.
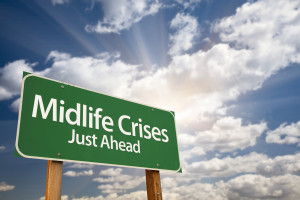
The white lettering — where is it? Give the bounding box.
[32,94,57,121]
[118,115,131,135]
[65,103,81,126]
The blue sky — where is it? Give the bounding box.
[1,0,300,199]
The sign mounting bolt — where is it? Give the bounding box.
[61,85,64,89]
[157,163,159,167]
[57,153,61,157]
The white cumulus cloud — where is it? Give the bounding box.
[72,191,146,200]
[187,152,300,177]
[225,174,300,200]
[193,117,267,153]
[0,60,34,100]
[64,169,93,177]
[97,176,144,194]
[161,174,300,200]
[257,153,300,176]
[188,152,267,176]
[51,0,69,6]
[64,162,94,169]
[169,13,199,56]
[176,0,202,9]
[40,195,69,200]
[93,168,144,194]
[266,121,300,146]
[85,0,161,34]
[98,168,122,177]
[0,182,15,191]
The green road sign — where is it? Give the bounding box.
[16,73,181,172]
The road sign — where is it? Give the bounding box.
[16,73,181,172]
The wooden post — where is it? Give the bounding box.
[45,160,63,200]
[145,170,162,200]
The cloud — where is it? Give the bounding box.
[10,98,20,113]
[85,0,161,34]
[97,176,144,194]
[0,146,5,151]
[64,169,93,177]
[64,162,94,169]
[98,168,122,176]
[93,168,144,194]
[188,152,267,176]
[93,175,132,183]
[161,174,300,200]
[0,60,34,100]
[72,191,146,200]
[266,121,300,146]
[0,182,15,191]
[188,152,300,177]
[71,173,300,200]
[0,51,140,112]
[225,174,300,200]
[176,0,202,9]
[169,13,199,56]
[51,0,69,6]
[180,146,205,166]
[43,51,139,98]
[193,117,267,153]
[256,153,300,176]
[40,195,69,200]
[214,0,300,67]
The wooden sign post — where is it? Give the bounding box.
[45,160,63,200]
[145,170,162,200]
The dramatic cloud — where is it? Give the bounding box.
[188,152,267,176]
[176,0,202,9]
[93,175,132,183]
[94,168,144,194]
[98,168,122,177]
[193,117,267,153]
[64,170,94,177]
[256,153,300,176]
[69,173,300,200]
[65,162,94,169]
[266,121,300,146]
[188,152,300,177]
[97,176,144,194]
[169,13,199,56]
[0,51,139,107]
[85,0,161,34]
[0,182,15,191]
[178,117,266,168]
[10,98,20,113]
[72,191,146,200]
[214,0,300,69]
[0,60,34,100]
[161,174,300,200]
[225,174,300,200]
[51,0,69,6]
[40,195,69,200]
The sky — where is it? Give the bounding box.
[1,0,300,199]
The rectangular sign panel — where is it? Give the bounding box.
[16,73,181,172]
